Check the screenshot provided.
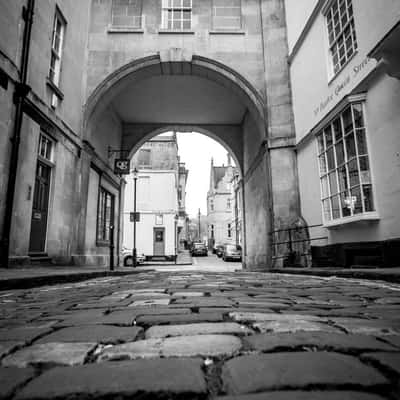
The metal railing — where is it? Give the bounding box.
[270,224,328,267]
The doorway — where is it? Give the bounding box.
[29,161,51,253]
[153,227,165,256]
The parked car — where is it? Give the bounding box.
[121,247,145,266]
[222,244,242,261]
[190,242,208,257]
[215,244,224,258]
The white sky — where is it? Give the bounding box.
[176,132,234,218]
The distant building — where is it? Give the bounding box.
[207,155,239,249]
[123,133,188,261]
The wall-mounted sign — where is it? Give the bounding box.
[114,159,130,174]
[130,212,140,222]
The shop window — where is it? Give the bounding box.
[161,0,192,30]
[49,8,66,87]
[212,0,241,30]
[111,0,142,28]
[317,102,374,223]
[97,187,115,244]
[325,0,357,75]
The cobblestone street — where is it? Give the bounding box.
[1,270,400,399]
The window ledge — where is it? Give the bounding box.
[323,212,379,229]
[328,50,358,85]
[46,78,64,100]
[107,26,144,34]
[158,29,195,34]
[209,30,245,35]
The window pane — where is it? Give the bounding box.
[348,158,359,187]
[335,140,345,165]
[340,191,351,217]
[329,171,338,195]
[362,184,374,212]
[342,107,353,134]
[317,135,325,153]
[327,147,335,170]
[338,165,348,192]
[321,176,329,198]
[319,155,327,174]
[356,129,368,155]
[359,156,371,184]
[351,186,362,214]
[331,195,341,219]
[324,127,333,147]
[352,103,364,128]
[345,132,356,159]
[332,118,342,141]
[323,199,331,221]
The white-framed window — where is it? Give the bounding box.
[325,0,357,75]
[97,187,115,244]
[155,214,163,225]
[210,224,214,239]
[111,0,142,28]
[161,0,192,30]
[210,199,214,211]
[212,0,241,30]
[38,134,55,162]
[49,8,66,87]
[227,223,232,238]
[317,102,374,223]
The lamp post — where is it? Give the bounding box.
[132,168,138,268]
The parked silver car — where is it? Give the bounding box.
[222,244,242,262]
[121,247,145,266]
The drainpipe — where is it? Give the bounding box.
[0,0,35,268]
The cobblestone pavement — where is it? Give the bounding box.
[1,271,400,399]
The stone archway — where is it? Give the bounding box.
[76,50,302,269]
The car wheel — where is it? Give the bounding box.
[123,256,133,267]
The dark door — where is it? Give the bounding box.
[153,227,165,256]
[29,161,51,253]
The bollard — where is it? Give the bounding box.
[109,225,114,271]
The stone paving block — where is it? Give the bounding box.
[98,334,242,360]
[136,312,224,325]
[129,293,171,300]
[0,366,35,399]
[14,358,207,399]
[382,335,400,348]
[216,391,388,400]
[2,342,96,368]
[222,352,388,394]
[146,322,252,338]
[171,291,205,298]
[361,352,400,375]
[331,318,400,335]
[253,320,340,333]
[0,327,52,344]
[244,332,397,352]
[172,298,235,307]
[35,325,142,344]
[132,307,191,316]
[229,312,324,323]
[0,341,23,357]
[129,298,170,307]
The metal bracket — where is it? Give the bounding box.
[107,146,129,158]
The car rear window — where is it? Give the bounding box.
[226,245,241,251]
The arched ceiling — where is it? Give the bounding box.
[111,75,247,125]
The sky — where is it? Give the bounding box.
[176,132,234,218]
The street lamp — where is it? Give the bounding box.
[132,167,138,268]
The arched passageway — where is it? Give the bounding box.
[76,51,301,269]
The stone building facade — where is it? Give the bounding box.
[207,157,238,249]
[2,0,396,268]
[287,0,400,266]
